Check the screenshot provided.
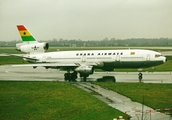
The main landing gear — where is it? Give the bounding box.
[64,71,89,82]
[64,71,77,82]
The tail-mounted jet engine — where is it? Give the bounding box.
[16,42,49,53]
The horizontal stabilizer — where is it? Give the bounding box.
[3,53,39,61]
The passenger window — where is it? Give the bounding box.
[76,53,79,56]
[104,53,107,55]
[121,53,123,55]
[84,53,86,56]
[113,53,115,55]
[80,53,82,56]
[88,53,90,56]
[98,53,100,55]
[91,53,94,55]
[108,53,112,55]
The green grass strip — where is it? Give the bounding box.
[0,81,123,120]
[94,82,172,109]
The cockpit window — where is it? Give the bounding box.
[155,54,161,58]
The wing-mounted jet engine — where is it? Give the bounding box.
[75,65,94,80]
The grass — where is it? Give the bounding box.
[0,56,27,65]
[94,82,172,109]
[0,47,127,54]
[1,81,171,119]
[0,81,123,120]
[0,47,23,54]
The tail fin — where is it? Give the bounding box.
[17,25,37,42]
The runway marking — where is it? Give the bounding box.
[5,71,9,73]
[5,70,16,74]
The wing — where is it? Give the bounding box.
[5,53,99,68]
[11,63,78,68]
[11,62,98,67]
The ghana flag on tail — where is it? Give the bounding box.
[17,25,36,42]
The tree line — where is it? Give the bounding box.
[1,38,172,47]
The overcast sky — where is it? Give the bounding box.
[0,0,172,41]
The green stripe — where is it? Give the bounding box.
[21,36,36,42]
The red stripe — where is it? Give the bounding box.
[17,25,27,31]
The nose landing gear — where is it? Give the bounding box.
[138,72,143,82]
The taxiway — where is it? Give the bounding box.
[0,65,172,83]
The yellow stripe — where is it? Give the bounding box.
[19,30,31,36]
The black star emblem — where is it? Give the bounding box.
[32,46,39,50]
[23,32,26,35]
[33,46,37,50]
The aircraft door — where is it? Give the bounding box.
[116,53,120,61]
[147,54,150,61]
[82,55,86,62]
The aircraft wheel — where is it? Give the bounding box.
[83,76,87,82]
[83,75,89,82]
[79,74,89,81]
[64,73,71,81]
[71,72,77,81]
[64,72,77,82]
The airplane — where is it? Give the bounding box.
[9,25,167,81]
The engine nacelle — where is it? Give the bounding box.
[75,66,94,75]
[16,42,49,53]
[96,61,104,67]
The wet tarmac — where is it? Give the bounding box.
[73,82,171,120]
[1,65,172,83]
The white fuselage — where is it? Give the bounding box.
[25,49,166,69]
